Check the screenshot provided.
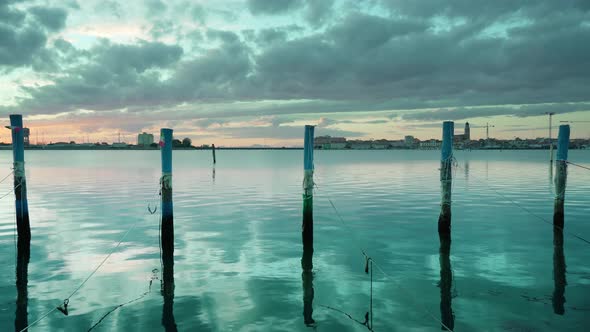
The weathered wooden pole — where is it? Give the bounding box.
[438,121,454,235]
[10,114,31,244]
[212,144,216,164]
[302,125,314,253]
[553,125,569,228]
[159,128,176,331]
[301,125,315,326]
[552,227,566,315]
[160,128,174,256]
[439,234,454,331]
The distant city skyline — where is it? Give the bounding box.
[1,118,589,147]
[1,1,589,146]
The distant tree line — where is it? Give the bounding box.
[148,137,192,148]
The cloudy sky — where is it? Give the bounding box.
[1,0,589,146]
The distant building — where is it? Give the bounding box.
[348,140,372,149]
[314,136,347,149]
[389,140,405,148]
[372,139,390,149]
[454,122,470,142]
[137,132,154,146]
[112,142,128,148]
[420,139,441,149]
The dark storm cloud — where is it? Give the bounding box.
[304,0,334,27]
[401,103,590,121]
[145,0,166,16]
[0,24,46,67]
[247,0,304,15]
[0,2,69,70]
[6,0,590,121]
[12,40,183,113]
[29,6,68,31]
[190,3,207,24]
[0,1,25,25]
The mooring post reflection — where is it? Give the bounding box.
[301,243,315,326]
[161,246,177,331]
[15,239,30,332]
[439,234,454,331]
[552,227,567,315]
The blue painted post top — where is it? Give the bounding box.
[441,121,454,161]
[304,125,315,171]
[9,114,24,162]
[556,125,570,161]
[160,128,173,173]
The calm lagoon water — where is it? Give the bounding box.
[0,150,589,331]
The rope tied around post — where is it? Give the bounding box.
[302,169,314,198]
[160,173,172,190]
[13,160,25,178]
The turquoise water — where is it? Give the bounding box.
[0,150,589,331]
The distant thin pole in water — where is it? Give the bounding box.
[212,144,216,164]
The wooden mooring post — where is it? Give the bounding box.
[212,144,216,164]
[9,114,31,245]
[160,128,174,258]
[302,125,315,257]
[301,125,315,326]
[553,125,569,228]
[438,121,454,235]
[159,128,176,330]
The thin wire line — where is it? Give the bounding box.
[320,190,453,331]
[20,216,144,332]
[87,280,153,332]
[0,170,14,184]
[567,161,590,171]
[0,182,21,200]
[19,307,59,332]
[318,304,372,331]
[65,218,142,300]
[453,161,590,246]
